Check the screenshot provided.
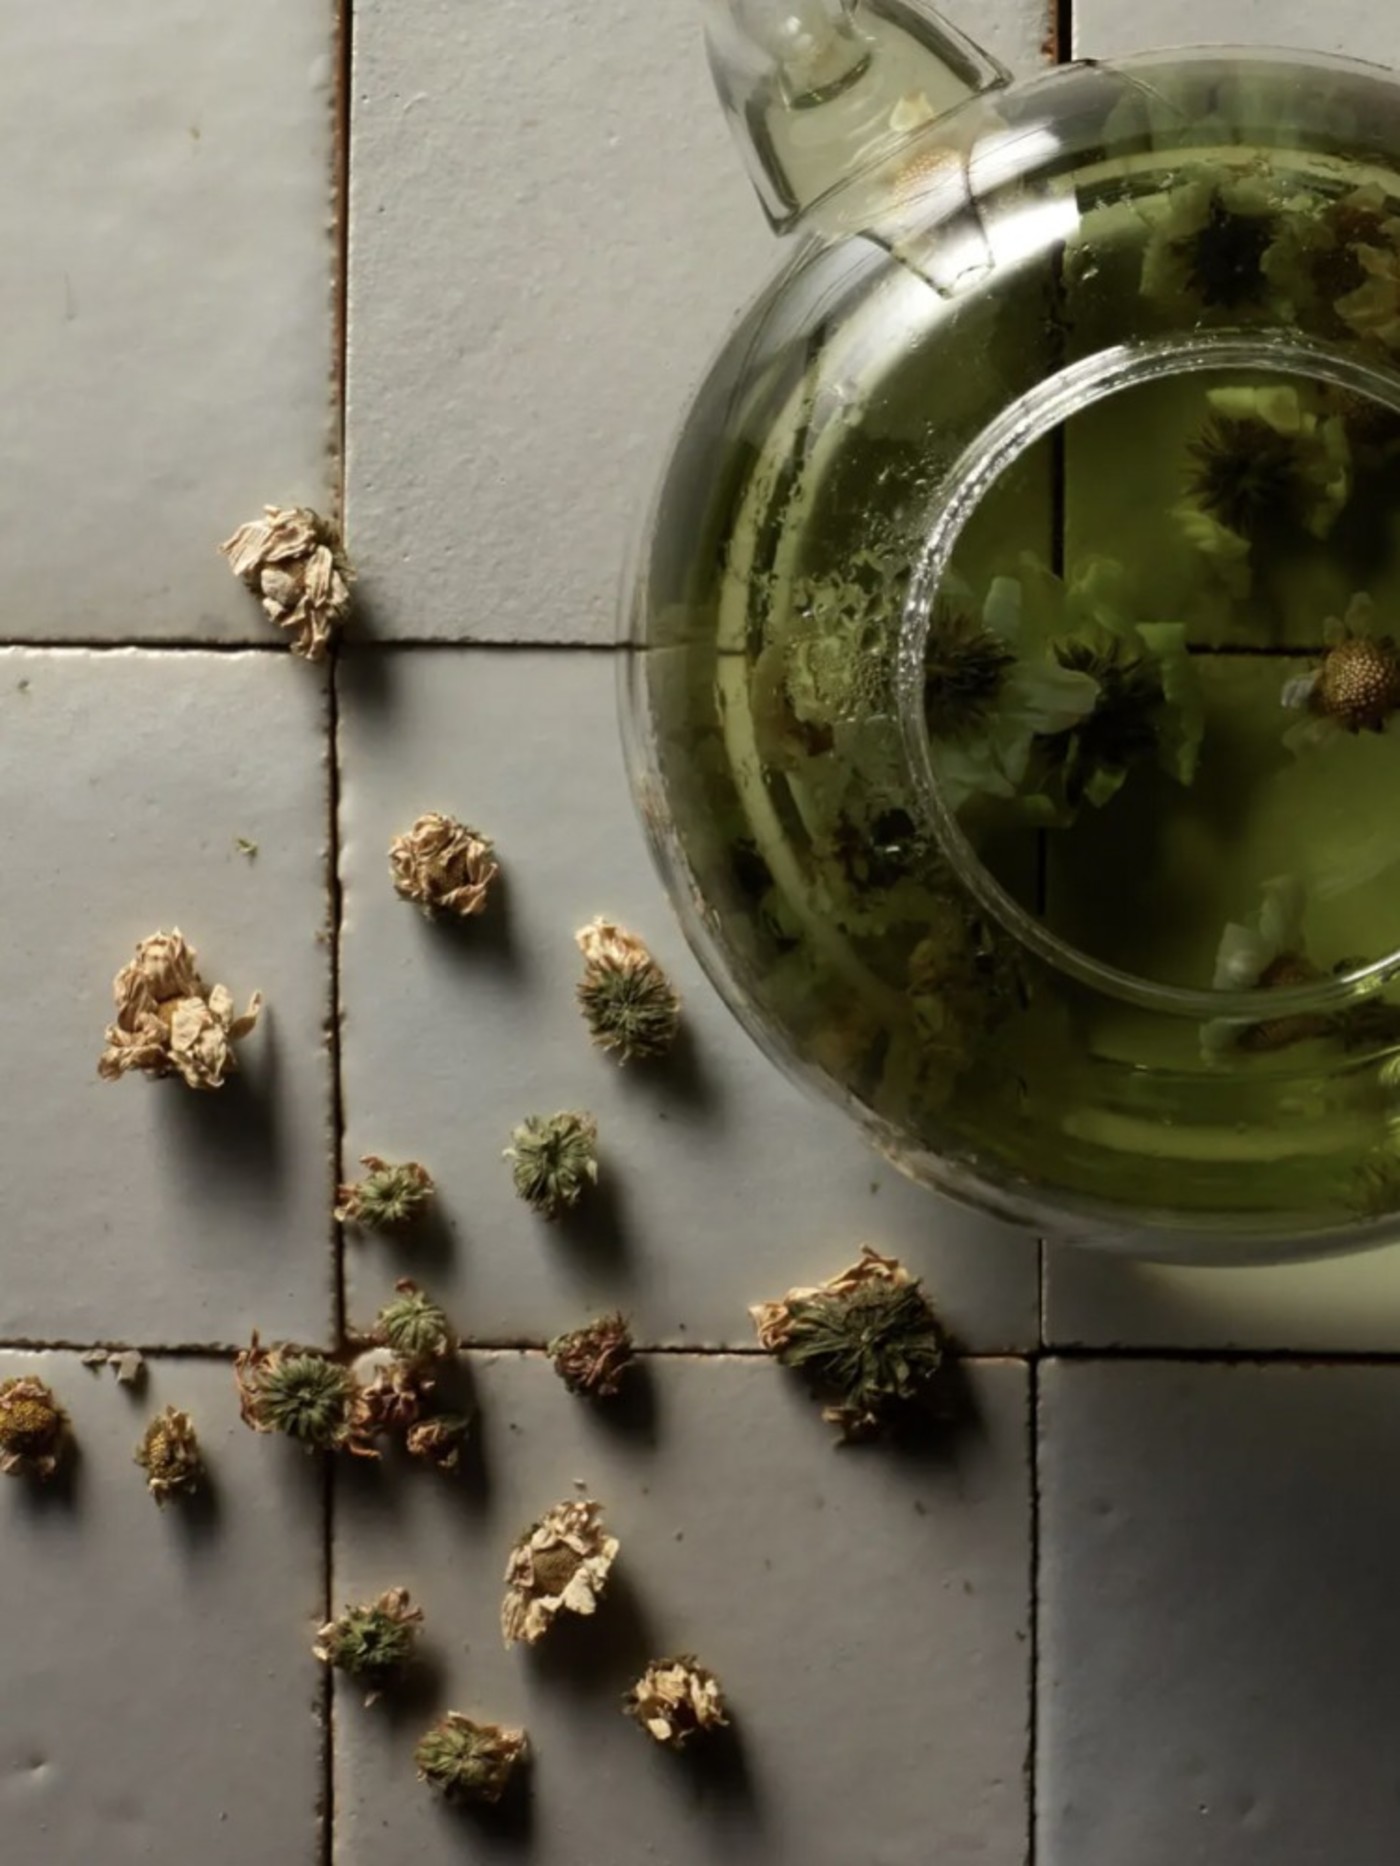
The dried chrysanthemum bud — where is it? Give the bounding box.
[575,918,681,1063]
[373,1280,454,1366]
[235,1335,373,1456]
[751,1247,948,1441]
[355,1356,430,1439]
[314,1587,424,1706]
[625,1656,730,1750]
[335,1157,435,1231]
[405,1412,473,1474]
[505,1112,598,1220]
[415,1713,529,1807]
[135,1406,203,1504]
[220,505,352,661]
[389,813,499,919]
[547,1313,635,1398]
[99,929,262,1091]
[501,1497,620,1646]
[0,1377,68,1480]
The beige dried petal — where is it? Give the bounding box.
[389,812,500,919]
[625,1656,730,1750]
[220,505,352,661]
[501,1497,619,1646]
[748,1245,910,1354]
[99,931,261,1091]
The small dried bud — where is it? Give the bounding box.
[235,1335,374,1457]
[220,505,352,661]
[389,813,499,919]
[99,929,262,1091]
[575,918,681,1063]
[501,1497,619,1646]
[405,1413,473,1474]
[625,1656,730,1750]
[751,1247,948,1441]
[0,1377,68,1480]
[355,1357,430,1439]
[547,1313,635,1398]
[314,1587,424,1706]
[373,1280,454,1366]
[505,1112,598,1220]
[1314,632,1400,733]
[335,1157,435,1231]
[135,1406,203,1504]
[415,1713,529,1807]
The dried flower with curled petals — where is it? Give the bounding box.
[389,813,499,919]
[135,1406,203,1504]
[0,1377,68,1480]
[355,1356,430,1439]
[501,1497,619,1646]
[373,1280,454,1366]
[415,1713,529,1806]
[505,1111,598,1220]
[220,505,352,660]
[625,1657,730,1750]
[99,930,262,1091]
[406,1413,473,1474]
[547,1313,635,1398]
[315,1587,424,1706]
[751,1247,948,1441]
[235,1335,374,1457]
[575,919,681,1062]
[335,1157,435,1231]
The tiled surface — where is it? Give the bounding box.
[1039,1360,1400,1865]
[338,648,1039,1352]
[0,1352,323,1863]
[0,651,335,1346]
[1075,0,1400,60]
[333,1352,1031,1866]
[0,2,338,642]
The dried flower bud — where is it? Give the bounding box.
[135,1406,203,1504]
[574,918,681,1062]
[415,1713,529,1807]
[99,929,262,1091]
[505,1112,598,1220]
[751,1247,948,1441]
[314,1587,424,1706]
[355,1356,430,1439]
[501,1497,619,1646]
[235,1335,374,1457]
[335,1157,435,1231]
[0,1377,68,1480]
[220,505,352,661]
[389,813,499,919]
[547,1313,635,1398]
[405,1412,473,1474]
[625,1656,730,1750]
[373,1280,454,1366]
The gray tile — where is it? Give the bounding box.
[0,652,334,1345]
[1039,1360,1400,1865]
[337,648,1040,1350]
[333,1351,1030,1866]
[0,3,338,642]
[0,1352,323,1864]
[1074,0,1400,59]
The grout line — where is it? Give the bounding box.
[1026,1357,1042,1866]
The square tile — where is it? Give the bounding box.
[0,651,334,1346]
[1039,1359,1400,1864]
[0,1351,323,1863]
[337,648,1040,1350]
[1074,0,1400,60]
[0,2,338,642]
[333,1351,1030,1866]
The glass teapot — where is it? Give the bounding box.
[621,0,1400,1261]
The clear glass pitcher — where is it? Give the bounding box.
[621,0,1400,1261]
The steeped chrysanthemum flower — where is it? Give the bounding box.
[547,1313,635,1398]
[1264,185,1395,335]
[575,920,681,1062]
[220,505,352,660]
[625,1657,730,1750]
[415,1714,529,1807]
[922,603,1017,740]
[335,1157,435,1231]
[235,1336,372,1456]
[389,813,499,919]
[135,1406,203,1504]
[1142,175,1280,314]
[751,1247,948,1441]
[505,1111,599,1220]
[501,1498,619,1646]
[98,929,262,1091]
[315,1587,424,1706]
[372,1281,454,1366]
[1202,876,1336,1057]
[0,1377,68,1480]
[1282,594,1400,746]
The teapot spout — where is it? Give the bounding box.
[701,1,1010,231]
